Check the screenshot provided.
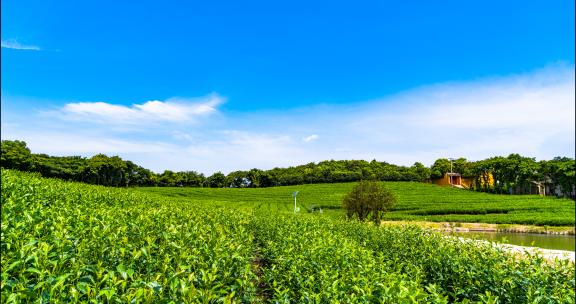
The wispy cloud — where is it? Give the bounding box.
[59,94,224,125]
[0,132,174,155]
[1,39,41,51]
[303,134,319,142]
[338,63,575,163]
[2,64,574,174]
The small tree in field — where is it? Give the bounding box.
[342,180,396,224]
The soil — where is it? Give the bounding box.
[381,220,575,235]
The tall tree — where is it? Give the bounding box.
[206,172,226,188]
[0,140,32,171]
[430,158,451,179]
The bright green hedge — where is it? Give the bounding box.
[2,169,574,303]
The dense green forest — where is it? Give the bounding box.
[1,140,574,198]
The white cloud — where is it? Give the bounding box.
[302,134,319,142]
[2,64,574,174]
[59,95,223,125]
[176,131,308,172]
[1,39,41,51]
[0,131,174,155]
[1,127,307,173]
[336,64,575,164]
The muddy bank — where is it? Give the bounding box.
[381,220,575,235]
[457,237,576,262]
[498,243,575,262]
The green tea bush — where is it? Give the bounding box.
[2,170,574,303]
[136,181,575,226]
[1,170,257,303]
[253,213,575,303]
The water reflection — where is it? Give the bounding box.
[445,231,575,251]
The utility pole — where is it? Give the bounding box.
[448,158,455,187]
[292,191,299,213]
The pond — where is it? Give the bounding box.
[444,231,575,252]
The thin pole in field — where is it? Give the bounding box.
[449,158,455,187]
[292,191,299,213]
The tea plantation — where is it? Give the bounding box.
[137,181,575,226]
[2,169,575,303]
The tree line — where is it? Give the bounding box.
[1,140,574,198]
[430,155,575,197]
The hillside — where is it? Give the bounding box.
[136,181,576,226]
[3,140,575,200]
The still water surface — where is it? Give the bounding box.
[445,231,575,252]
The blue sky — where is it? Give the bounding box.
[2,0,575,174]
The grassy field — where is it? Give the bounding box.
[2,169,574,303]
[136,181,576,226]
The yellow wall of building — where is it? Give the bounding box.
[431,172,494,189]
[431,174,466,187]
[461,178,474,188]
[431,174,452,186]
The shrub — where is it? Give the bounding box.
[342,180,396,224]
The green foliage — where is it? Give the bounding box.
[342,180,396,223]
[157,170,205,187]
[0,140,32,171]
[253,213,574,303]
[226,170,252,188]
[138,181,575,226]
[1,170,575,302]
[206,171,226,188]
[431,158,452,179]
[486,154,541,194]
[2,140,575,200]
[430,158,473,179]
[1,169,256,302]
[542,157,576,198]
[253,215,435,303]
[84,154,128,186]
[431,156,575,198]
[1,140,157,187]
[409,162,431,181]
